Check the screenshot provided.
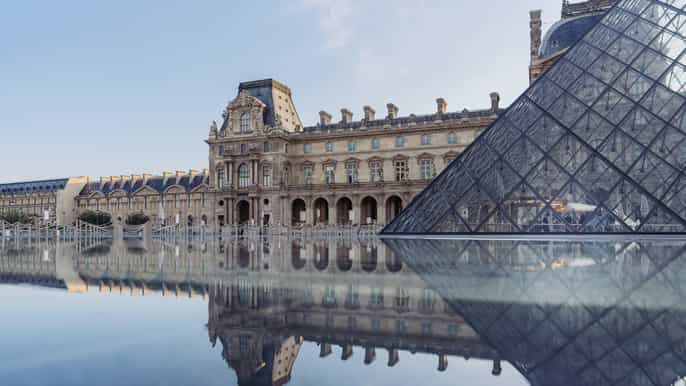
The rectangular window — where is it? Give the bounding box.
[370,161,383,182]
[346,161,358,184]
[240,144,248,154]
[304,143,312,154]
[420,159,434,180]
[348,141,357,152]
[325,166,335,184]
[421,134,431,145]
[422,321,432,335]
[217,168,225,189]
[326,142,334,152]
[371,138,380,150]
[395,135,405,147]
[395,160,408,181]
[395,320,407,334]
[448,131,457,144]
[262,166,272,187]
[304,165,313,185]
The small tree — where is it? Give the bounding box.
[78,210,111,226]
[1,210,33,224]
[126,213,150,226]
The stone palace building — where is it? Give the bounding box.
[206,79,500,227]
[0,0,611,228]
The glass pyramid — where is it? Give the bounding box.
[384,0,686,234]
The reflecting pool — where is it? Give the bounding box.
[1,237,685,385]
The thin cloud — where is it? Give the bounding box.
[297,0,354,49]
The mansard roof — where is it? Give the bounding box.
[384,0,686,235]
[0,178,69,195]
[78,173,209,197]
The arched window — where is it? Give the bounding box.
[448,131,457,144]
[240,113,250,133]
[238,164,250,188]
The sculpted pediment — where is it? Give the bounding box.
[229,91,266,110]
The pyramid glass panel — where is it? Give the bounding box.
[383,0,686,234]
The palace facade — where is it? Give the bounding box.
[207,79,500,227]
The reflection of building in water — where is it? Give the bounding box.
[386,238,686,386]
[0,238,500,386]
[206,245,500,386]
[0,241,88,292]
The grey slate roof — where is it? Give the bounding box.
[78,173,209,197]
[0,179,69,195]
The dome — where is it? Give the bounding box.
[539,13,604,58]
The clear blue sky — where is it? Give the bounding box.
[1,0,562,182]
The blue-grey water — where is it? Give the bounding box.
[1,237,684,386]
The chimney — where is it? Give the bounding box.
[319,111,332,126]
[530,10,542,62]
[340,108,353,124]
[162,171,174,178]
[98,176,110,184]
[386,103,399,119]
[142,173,153,181]
[202,168,209,175]
[363,106,376,121]
[188,169,200,176]
[490,92,501,111]
[175,170,185,178]
[130,174,141,181]
[120,175,131,181]
[436,98,447,114]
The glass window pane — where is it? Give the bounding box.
[592,89,634,124]
[607,35,643,64]
[526,78,564,109]
[569,72,607,106]
[641,1,677,28]
[549,92,587,126]
[632,48,673,79]
[546,59,584,89]
[618,0,652,15]
[567,43,603,70]
[660,62,686,91]
[588,53,626,83]
[572,111,616,148]
[650,30,686,59]
[624,17,662,45]
[602,9,637,32]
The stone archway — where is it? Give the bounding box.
[292,198,307,226]
[313,198,329,225]
[336,197,353,225]
[385,196,403,223]
[237,200,250,224]
[360,196,378,225]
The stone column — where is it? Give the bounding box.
[378,196,387,226]
[305,197,313,226]
[227,162,234,188]
[328,196,336,225]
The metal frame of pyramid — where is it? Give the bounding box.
[383,0,686,235]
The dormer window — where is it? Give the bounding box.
[240,112,250,133]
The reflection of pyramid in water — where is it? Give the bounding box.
[384,0,686,234]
